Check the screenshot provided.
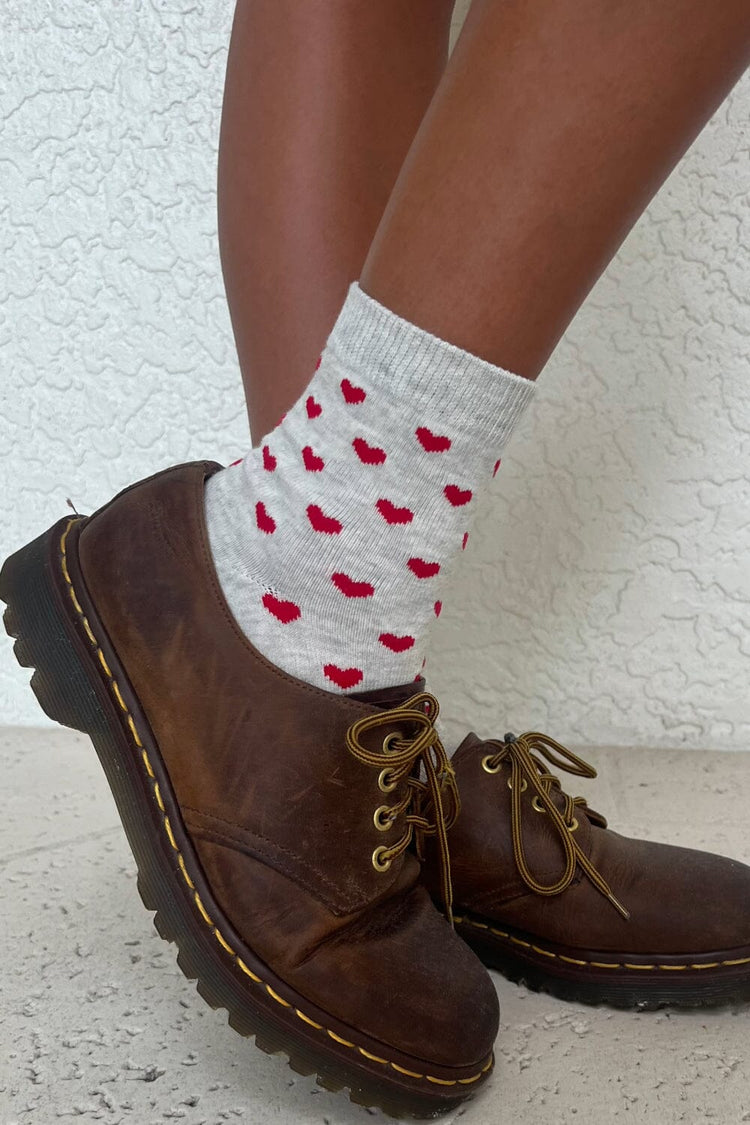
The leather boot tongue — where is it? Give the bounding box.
[350,677,426,710]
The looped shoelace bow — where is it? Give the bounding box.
[345,692,460,925]
[482,731,630,920]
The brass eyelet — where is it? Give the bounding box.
[378,768,398,793]
[508,777,528,792]
[372,845,393,873]
[382,732,400,754]
[531,795,546,813]
[567,817,579,833]
[373,805,395,832]
[481,755,501,774]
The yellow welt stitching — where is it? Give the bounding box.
[236,959,261,984]
[163,816,178,851]
[459,917,741,975]
[127,714,142,747]
[296,1009,323,1030]
[532,945,556,959]
[358,1048,388,1064]
[266,985,291,1008]
[482,1058,494,1074]
[327,1030,355,1047]
[390,1064,424,1079]
[57,522,490,1090]
[111,680,127,712]
[214,929,236,956]
[177,854,194,889]
[193,892,214,927]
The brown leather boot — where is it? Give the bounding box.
[422,729,750,1010]
[1,461,498,1117]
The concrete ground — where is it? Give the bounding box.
[2,727,750,1125]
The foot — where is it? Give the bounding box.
[1,461,498,1117]
[422,729,750,1009]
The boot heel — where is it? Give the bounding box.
[1,519,106,736]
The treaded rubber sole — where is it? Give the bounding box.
[1,518,491,1119]
[456,913,750,1011]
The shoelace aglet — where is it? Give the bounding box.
[608,890,631,921]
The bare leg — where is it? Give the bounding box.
[360,0,750,378]
[218,0,455,441]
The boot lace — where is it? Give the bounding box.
[481,731,630,920]
[345,692,460,924]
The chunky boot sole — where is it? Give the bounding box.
[1,517,493,1119]
[455,913,750,1011]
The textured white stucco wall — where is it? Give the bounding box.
[1,2,749,750]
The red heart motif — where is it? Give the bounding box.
[341,377,366,405]
[302,445,325,472]
[307,504,342,535]
[462,532,469,550]
[352,437,386,465]
[376,498,414,525]
[416,426,451,453]
[408,558,441,579]
[262,444,277,472]
[493,458,501,477]
[324,664,364,690]
[262,593,301,624]
[229,457,243,467]
[444,484,473,507]
[379,632,415,653]
[434,601,442,616]
[315,356,322,371]
[331,572,375,598]
[306,395,322,419]
[255,501,276,534]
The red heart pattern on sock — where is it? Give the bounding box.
[307,504,343,534]
[323,663,364,689]
[262,444,277,472]
[331,572,376,598]
[376,498,414,525]
[379,632,415,653]
[306,395,322,419]
[434,601,442,616]
[462,532,469,550]
[416,426,452,453]
[262,592,301,624]
[493,458,501,477]
[255,501,276,534]
[302,446,325,472]
[408,558,440,579]
[352,437,387,465]
[444,484,473,507]
[341,378,366,404]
